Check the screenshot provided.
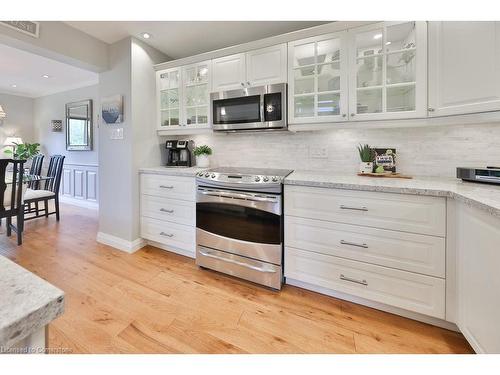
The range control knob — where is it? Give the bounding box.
[263,176,269,182]
[205,173,210,177]
[254,176,261,182]
[211,174,216,178]
[272,176,279,182]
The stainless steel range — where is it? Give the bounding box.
[195,167,293,289]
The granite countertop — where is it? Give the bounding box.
[139,166,206,177]
[285,170,500,219]
[0,256,64,348]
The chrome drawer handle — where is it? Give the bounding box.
[340,240,368,249]
[160,208,174,213]
[199,249,277,273]
[160,232,174,237]
[340,205,368,212]
[340,274,368,286]
[159,185,174,189]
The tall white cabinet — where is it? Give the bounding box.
[456,203,500,354]
[428,21,500,117]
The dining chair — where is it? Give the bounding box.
[0,158,26,245]
[24,155,65,221]
[28,154,44,189]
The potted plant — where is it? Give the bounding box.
[193,145,212,168]
[357,144,374,174]
[4,142,41,160]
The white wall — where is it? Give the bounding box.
[172,122,500,178]
[33,84,99,165]
[0,93,35,148]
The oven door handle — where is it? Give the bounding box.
[198,249,277,273]
[198,189,278,203]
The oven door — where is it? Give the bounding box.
[196,187,282,265]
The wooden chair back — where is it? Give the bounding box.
[43,155,65,194]
[28,154,44,189]
[0,159,25,216]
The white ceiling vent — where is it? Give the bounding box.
[1,21,39,38]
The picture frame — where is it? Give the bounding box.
[101,95,123,124]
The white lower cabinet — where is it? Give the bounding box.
[284,185,447,321]
[140,173,196,257]
[285,247,445,318]
[456,203,500,353]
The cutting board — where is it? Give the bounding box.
[357,172,413,179]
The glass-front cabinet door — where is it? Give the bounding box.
[348,21,427,120]
[182,61,211,128]
[288,31,348,125]
[157,68,181,128]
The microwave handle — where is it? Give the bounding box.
[260,95,265,122]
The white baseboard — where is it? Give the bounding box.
[286,278,459,332]
[60,195,98,210]
[145,239,196,259]
[96,232,146,253]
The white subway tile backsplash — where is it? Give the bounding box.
[167,123,500,177]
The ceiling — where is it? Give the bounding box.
[65,21,327,60]
[0,43,99,98]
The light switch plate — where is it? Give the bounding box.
[310,147,328,159]
[110,127,124,140]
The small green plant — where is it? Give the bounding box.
[4,142,41,160]
[193,145,212,157]
[357,144,374,162]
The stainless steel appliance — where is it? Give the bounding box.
[165,140,194,167]
[210,83,287,132]
[195,167,293,289]
[457,166,500,185]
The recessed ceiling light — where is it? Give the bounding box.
[141,32,151,39]
[42,74,50,78]
[373,33,383,40]
[11,84,17,88]
[385,41,392,45]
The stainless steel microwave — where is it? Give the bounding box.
[210,83,287,132]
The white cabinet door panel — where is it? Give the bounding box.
[285,185,446,236]
[212,53,246,91]
[246,44,287,86]
[141,216,195,253]
[285,247,445,318]
[428,21,500,117]
[457,203,500,353]
[285,216,445,277]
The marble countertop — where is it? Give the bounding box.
[139,166,206,177]
[0,256,64,348]
[285,170,500,219]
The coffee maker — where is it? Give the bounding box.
[165,140,194,167]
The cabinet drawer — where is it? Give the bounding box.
[285,185,446,236]
[141,195,195,226]
[285,247,445,319]
[141,216,195,252]
[141,174,195,201]
[285,216,445,277]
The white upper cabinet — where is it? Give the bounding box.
[288,32,349,124]
[246,44,287,86]
[157,67,181,129]
[212,53,246,91]
[212,44,287,91]
[182,60,211,128]
[156,61,212,131]
[428,21,500,117]
[348,21,427,121]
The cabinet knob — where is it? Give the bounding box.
[247,81,251,86]
[428,107,435,112]
[350,113,355,117]
[241,82,245,87]
[342,114,347,118]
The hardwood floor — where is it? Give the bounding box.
[0,204,474,354]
